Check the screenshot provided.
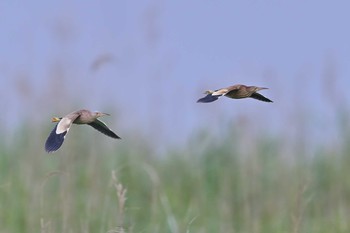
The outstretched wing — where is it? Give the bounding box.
[45,124,68,152]
[197,94,221,103]
[250,92,273,102]
[88,119,121,139]
[45,113,80,153]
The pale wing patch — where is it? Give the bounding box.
[56,117,73,135]
[212,89,228,96]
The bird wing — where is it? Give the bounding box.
[197,88,229,103]
[45,124,67,153]
[45,113,80,153]
[88,119,121,139]
[250,92,273,102]
[197,94,220,103]
[224,85,246,97]
[225,89,241,98]
[212,88,229,96]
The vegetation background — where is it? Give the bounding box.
[1,1,350,233]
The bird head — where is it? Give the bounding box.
[95,112,110,118]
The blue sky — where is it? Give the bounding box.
[1,0,349,151]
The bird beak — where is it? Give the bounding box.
[100,112,110,116]
[51,117,61,122]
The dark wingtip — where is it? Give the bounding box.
[110,132,122,139]
[250,93,273,103]
[197,94,219,103]
[45,124,67,153]
[262,97,273,103]
[87,121,122,140]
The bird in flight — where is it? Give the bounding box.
[197,84,273,103]
[45,109,121,153]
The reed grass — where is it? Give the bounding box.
[0,125,350,233]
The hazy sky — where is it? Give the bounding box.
[1,0,349,151]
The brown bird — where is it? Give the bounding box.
[45,109,121,153]
[197,84,273,103]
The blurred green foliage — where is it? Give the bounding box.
[0,124,350,233]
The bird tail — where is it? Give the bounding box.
[51,117,62,122]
